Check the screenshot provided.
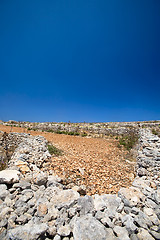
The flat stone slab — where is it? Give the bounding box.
[93,194,121,215]
[118,187,145,207]
[50,189,80,208]
[8,222,48,240]
[73,214,116,240]
[137,228,155,240]
[0,170,20,184]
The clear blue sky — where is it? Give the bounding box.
[0,0,160,122]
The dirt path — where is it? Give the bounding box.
[0,125,136,195]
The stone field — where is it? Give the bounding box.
[0,122,159,239]
[0,124,136,195]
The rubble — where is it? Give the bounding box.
[0,127,159,239]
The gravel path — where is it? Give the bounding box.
[0,125,136,195]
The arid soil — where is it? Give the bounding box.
[0,125,136,195]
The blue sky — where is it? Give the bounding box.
[0,0,160,122]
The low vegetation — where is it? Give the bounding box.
[151,128,160,137]
[55,130,80,136]
[0,159,7,171]
[27,127,88,137]
[81,132,87,137]
[117,132,139,151]
[47,144,63,156]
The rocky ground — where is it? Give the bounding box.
[0,125,136,195]
[2,120,160,137]
[0,124,159,239]
[1,120,160,142]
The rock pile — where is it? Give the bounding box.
[8,133,51,172]
[1,119,160,137]
[137,129,160,178]
[0,129,159,239]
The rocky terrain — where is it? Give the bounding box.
[0,124,136,195]
[1,120,160,137]
[0,123,159,239]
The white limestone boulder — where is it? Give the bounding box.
[0,170,20,184]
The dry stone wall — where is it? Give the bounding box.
[137,129,160,178]
[0,129,159,240]
[1,120,160,137]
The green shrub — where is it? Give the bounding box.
[47,129,54,133]
[117,143,121,148]
[74,132,80,136]
[68,131,80,136]
[118,133,138,151]
[81,132,87,137]
[55,130,80,136]
[0,159,7,171]
[67,131,74,135]
[152,129,158,135]
[55,130,63,134]
[47,144,63,156]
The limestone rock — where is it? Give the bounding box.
[132,178,153,193]
[154,188,160,204]
[0,227,7,240]
[150,230,160,240]
[137,167,148,176]
[13,180,31,190]
[37,203,48,216]
[53,235,61,240]
[50,189,80,208]
[72,185,86,195]
[134,211,152,229]
[77,195,94,215]
[137,228,154,240]
[0,184,9,200]
[57,225,71,237]
[73,214,116,240]
[8,222,48,240]
[47,206,59,220]
[101,216,114,228]
[47,226,56,237]
[93,194,122,219]
[118,187,145,207]
[0,170,20,184]
[113,226,130,240]
[121,215,137,234]
[32,172,48,186]
[130,234,139,240]
[15,160,30,173]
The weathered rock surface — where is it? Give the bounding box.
[0,128,159,239]
[8,222,48,240]
[0,170,20,184]
[118,187,145,207]
[137,228,155,240]
[50,189,80,208]
[73,214,115,240]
